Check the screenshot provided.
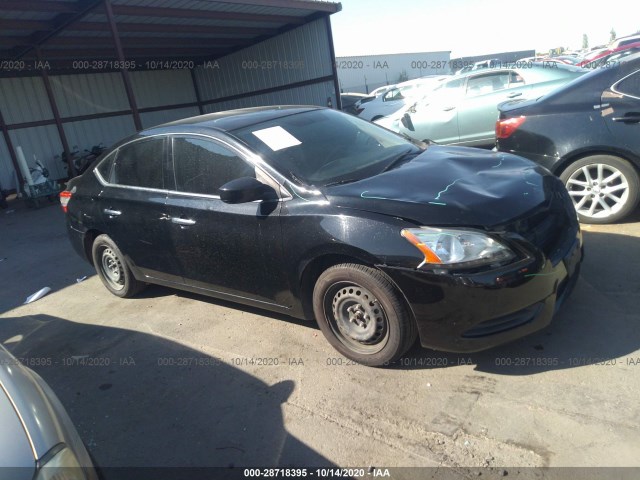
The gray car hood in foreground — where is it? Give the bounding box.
[0,344,94,472]
[325,146,559,227]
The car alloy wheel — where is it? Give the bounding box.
[561,155,640,224]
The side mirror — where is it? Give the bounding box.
[219,177,276,204]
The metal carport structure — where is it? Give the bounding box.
[0,0,341,187]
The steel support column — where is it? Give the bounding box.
[324,15,342,110]
[190,68,205,115]
[104,0,143,131]
[35,47,75,177]
[0,109,25,188]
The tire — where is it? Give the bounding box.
[313,263,417,367]
[560,155,640,224]
[91,234,145,298]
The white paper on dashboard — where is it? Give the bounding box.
[252,126,301,151]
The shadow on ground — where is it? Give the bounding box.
[1,314,334,476]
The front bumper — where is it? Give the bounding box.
[381,232,583,353]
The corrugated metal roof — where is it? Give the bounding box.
[0,0,341,66]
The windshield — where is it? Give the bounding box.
[232,109,421,186]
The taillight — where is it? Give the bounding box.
[496,116,526,139]
[59,190,72,213]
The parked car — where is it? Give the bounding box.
[340,92,369,115]
[369,84,394,97]
[354,76,448,121]
[390,63,585,147]
[496,55,640,224]
[609,33,640,50]
[579,42,640,69]
[61,106,583,366]
[0,344,98,480]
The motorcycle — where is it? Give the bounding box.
[60,143,106,176]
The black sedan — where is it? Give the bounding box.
[496,55,640,224]
[61,106,582,366]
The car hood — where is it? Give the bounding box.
[324,146,558,227]
[0,345,93,468]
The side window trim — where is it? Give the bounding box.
[611,69,640,100]
[168,133,286,201]
[94,135,169,194]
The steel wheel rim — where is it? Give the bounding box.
[324,282,389,355]
[100,247,125,291]
[565,163,629,219]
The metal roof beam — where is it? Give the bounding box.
[111,5,305,24]
[45,36,250,47]
[1,1,82,13]
[27,47,228,58]
[9,0,105,59]
[0,19,52,30]
[66,21,277,36]
[201,0,341,13]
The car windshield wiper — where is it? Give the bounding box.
[323,178,361,187]
[380,149,421,173]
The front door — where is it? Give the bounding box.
[165,135,290,308]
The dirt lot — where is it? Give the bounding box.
[1,199,639,477]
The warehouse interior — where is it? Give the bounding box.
[0,0,342,192]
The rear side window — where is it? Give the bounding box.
[96,151,115,180]
[172,137,255,196]
[467,72,510,96]
[111,138,165,189]
[615,71,640,98]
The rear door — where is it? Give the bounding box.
[405,77,465,144]
[457,71,532,146]
[165,134,290,308]
[97,136,182,284]
[603,68,640,155]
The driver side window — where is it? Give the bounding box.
[172,137,255,196]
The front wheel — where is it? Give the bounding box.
[560,155,640,224]
[313,264,417,367]
[91,234,145,298]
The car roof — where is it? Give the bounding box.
[152,105,322,134]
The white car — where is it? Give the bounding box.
[369,84,395,97]
[354,76,449,121]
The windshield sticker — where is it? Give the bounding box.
[252,126,301,151]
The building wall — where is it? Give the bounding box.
[336,51,451,94]
[0,18,338,189]
[195,18,336,110]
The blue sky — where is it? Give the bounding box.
[330,0,640,57]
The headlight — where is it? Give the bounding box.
[401,227,515,269]
[36,446,86,480]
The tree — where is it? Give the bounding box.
[610,28,617,42]
[582,34,589,49]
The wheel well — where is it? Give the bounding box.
[83,229,103,265]
[556,150,640,177]
[299,254,367,321]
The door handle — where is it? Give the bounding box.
[171,217,196,226]
[612,114,640,123]
[507,92,522,98]
[103,209,121,216]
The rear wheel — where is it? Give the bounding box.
[313,264,417,367]
[91,234,145,298]
[560,155,640,224]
